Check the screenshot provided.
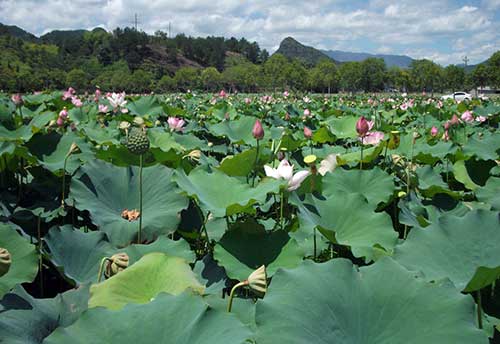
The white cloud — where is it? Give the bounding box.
[0,0,498,65]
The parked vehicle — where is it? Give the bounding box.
[441,92,472,102]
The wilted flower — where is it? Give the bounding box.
[104,252,129,278]
[11,93,23,106]
[62,87,76,100]
[430,126,439,137]
[252,119,264,140]
[318,154,337,176]
[0,248,11,277]
[121,209,140,221]
[264,159,310,191]
[168,117,185,132]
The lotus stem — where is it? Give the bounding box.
[227,281,248,313]
[61,155,69,208]
[360,141,364,170]
[138,154,143,244]
[37,215,44,297]
[280,190,284,230]
[97,257,110,283]
[477,290,483,329]
[252,140,260,187]
[313,228,317,260]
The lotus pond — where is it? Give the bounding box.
[0,90,499,343]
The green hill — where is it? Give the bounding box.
[275,37,333,66]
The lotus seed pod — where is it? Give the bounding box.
[247,265,267,296]
[104,252,129,278]
[133,117,145,127]
[304,154,317,165]
[0,248,12,277]
[126,127,150,155]
[388,131,400,149]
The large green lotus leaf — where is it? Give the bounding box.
[69,159,188,246]
[476,177,500,210]
[415,165,457,197]
[0,112,53,142]
[27,132,93,174]
[0,224,38,298]
[174,168,281,217]
[208,116,268,144]
[414,140,457,162]
[89,252,204,310]
[0,285,89,344]
[453,159,496,191]
[338,144,383,165]
[295,193,397,261]
[324,115,357,139]
[45,226,194,285]
[148,129,185,153]
[44,293,252,344]
[82,122,120,145]
[394,210,500,292]
[462,132,500,161]
[218,147,270,177]
[254,258,487,344]
[214,219,304,280]
[322,167,395,205]
[126,96,163,116]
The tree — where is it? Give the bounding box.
[174,67,199,91]
[444,65,465,92]
[471,64,489,91]
[156,75,176,93]
[309,58,339,93]
[487,51,500,89]
[386,66,410,92]
[201,67,222,91]
[263,54,288,90]
[360,58,386,92]
[66,69,88,90]
[409,59,443,95]
[339,62,363,93]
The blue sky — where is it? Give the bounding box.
[0,0,498,65]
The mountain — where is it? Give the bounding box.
[0,23,38,42]
[275,37,333,66]
[321,50,413,68]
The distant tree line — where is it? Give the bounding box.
[0,26,499,94]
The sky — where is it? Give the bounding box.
[0,0,499,65]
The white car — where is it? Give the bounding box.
[441,92,472,102]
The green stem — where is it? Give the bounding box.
[37,216,44,297]
[138,154,143,244]
[280,190,284,230]
[313,228,317,260]
[360,142,364,170]
[477,290,483,329]
[97,257,110,283]
[61,155,69,208]
[252,140,260,187]
[227,281,248,312]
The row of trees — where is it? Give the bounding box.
[1,26,499,93]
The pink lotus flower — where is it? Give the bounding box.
[244,97,251,104]
[107,92,128,112]
[461,111,474,123]
[62,87,76,100]
[71,97,83,108]
[475,115,487,123]
[167,117,185,132]
[400,103,408,111]
[303,126,312,139]
[98,104,109,113]
[356,116,370,137]
[59,108,68,119]
[219,90,227,98]
[11,93,23,105]
[361,131,385,145]
[252,119,264,140]
[264,159,310,191]
[430,126,438,137]
[303,109,311,116]
[56,117,64,127]
[283,91,289,97]
[450,114,460,126]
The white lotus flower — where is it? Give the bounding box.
[107,92,127,110]
[264,159,310,191]
[318,154,338,176]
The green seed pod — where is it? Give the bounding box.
[0,248,12,277]
[104,252,129,278]
[126,127,150,155]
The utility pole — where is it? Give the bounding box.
[130,13,141,31]
[463,56,469,67]
[168,22,171,38]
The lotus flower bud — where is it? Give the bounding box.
[443,121,451,130]
[247,265,267,296]
[104,252,129,278]
[356,116,369,137]
[0,248,11,277]
[430,126,438,137]
[303,126,313,139]
[450,114,460,126]
[119,121,131,131]
[67,142,79,156]
[56,117,64,127]
[252,119,264,140]
[11,93,23,106]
